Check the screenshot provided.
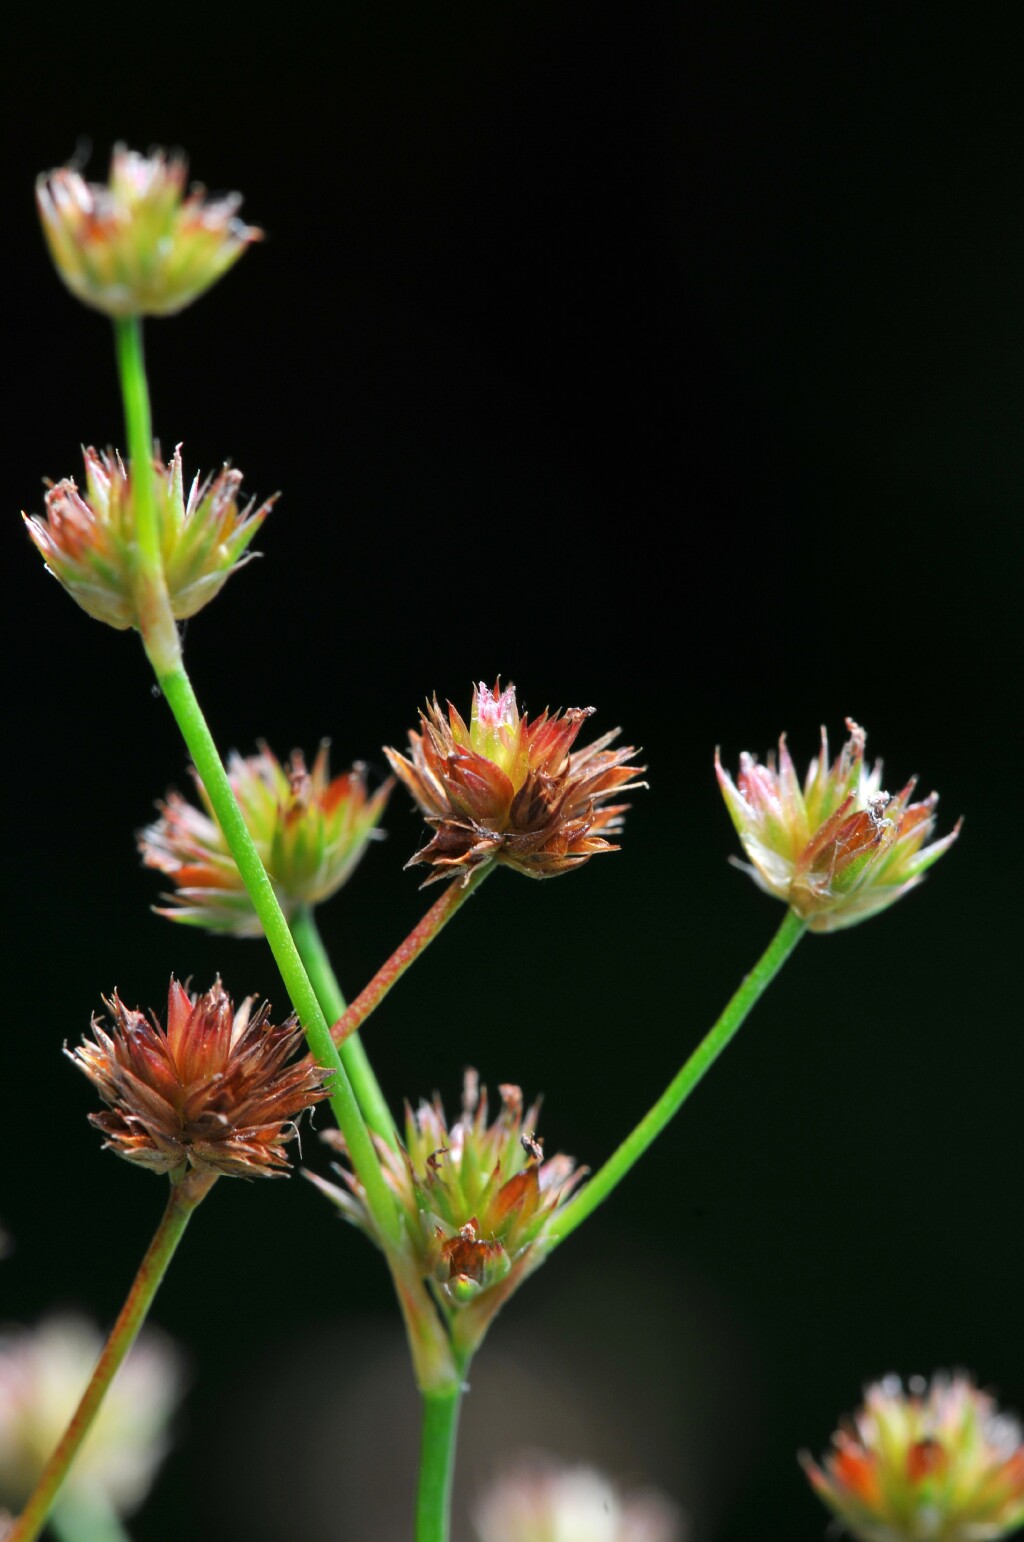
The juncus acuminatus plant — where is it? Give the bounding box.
[13,140,969,1542]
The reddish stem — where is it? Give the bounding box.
[332,864,493,1047]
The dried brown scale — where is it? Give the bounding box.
[385,682,644,883]
[70,979,333,1180]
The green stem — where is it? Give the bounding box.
[333,866,492,1048]
[415,1372,466,1542]
[9,1177,210,1542]
[548,909,807,1251]
[113,319,398,1249]
[155,666,402,1250]
[290,904,397,1148]
[113,317,180,676]
[50,1490,133,1542]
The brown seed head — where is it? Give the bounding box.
[385,680,644,883]
[70,979,332,1180]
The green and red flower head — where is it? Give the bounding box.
[36,145,260,317]
[310,1071,583,1342]
[384,680,644,882]
[24,445,272,632]
[715,720,959,932]
[70,979,332,1181]
[802,1373,1024,1542]
[139,743,391,936]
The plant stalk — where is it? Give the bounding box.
[548,909,807,1250]
[416,1371,466,1542]
[113,316,401,1251]
[333,865,492,1048]
[155,668,402,1248]
[290,904,397,1147]
[9,1176,211,1542]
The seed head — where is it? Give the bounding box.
[24,445,272,632]
[716,720,959,931]
[385,680,644,883]
[139,743,391,936]
[70,978,332,1180]
[310,1071,583,1347]
[36,145,260,317]
[802,1373,1024,1541]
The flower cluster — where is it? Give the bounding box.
[139,742,391,935]
[385,681,643,883]
[37,145,260,317]
[474,1457,683,1542]
[70,979,332,1180]
[803,1373,1024,1542]
[311,1071,582,1341]
[716,720,959,931]
[24,445,272,632]
[0,1317,181,1515]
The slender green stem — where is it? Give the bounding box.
[10,1177,210,1542]
[155,666,402,1249]
[113,320,399,1248]
[114,319,156,566]
[290,904,397,1148]
[548,909,807,1251]
[50,1490,133,1542]
[333,866,492,1048]
[416,1370,466,1542]
[113,317,180,675]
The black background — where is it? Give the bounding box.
[3,8,1022,1541]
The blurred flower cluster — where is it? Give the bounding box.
[0,1316,181,1516]
[804,1372,1024,1542]
[37,145,260,317]
[474,1456,683,1542]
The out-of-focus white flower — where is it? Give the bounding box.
[474,1455,684,1542]
[0,1316,182,1514]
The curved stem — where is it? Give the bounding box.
[290,904,397,1148]
[416,1368,467,1542]
[9,1177,210,1542]
[548,909,807,1251]
[333,865,492,1048]
[156,666,402,1250]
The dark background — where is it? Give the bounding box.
[3,8,1022,1540]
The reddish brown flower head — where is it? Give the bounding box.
[70,979,332,1180]
[384,680,644,883]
